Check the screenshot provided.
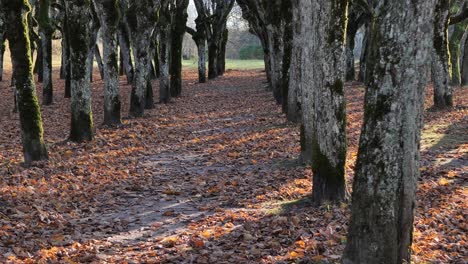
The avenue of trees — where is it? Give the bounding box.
[1,0,467,263]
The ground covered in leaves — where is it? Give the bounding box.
[0,67,466,263]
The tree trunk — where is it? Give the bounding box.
[208,41,218,79]
[449,23,467,86]
[158,11,171,103]
[217,28,228,76]
[170,0,189,97]
[0,34,5,82]
[61,0,71,98]
[196,38,206,83]
[358,25,370,83]
[94,0,122,126]
[127,1,159,117]
[94,44,105,80]
[286,0,302,123]
[34,44,43,82]
[301,0,348,205]
[39,0,53,105]
[281,0,293,115]
[432,0,453,109]
[60,36,67,79]
[65,0,95,142]
[3,0,48,164]
[343,0,436,262]
[118,0,134,85]
[461,29,468,85]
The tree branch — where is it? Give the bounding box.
[450,2,468,25]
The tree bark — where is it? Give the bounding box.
[0,34,5,82]
[449,23,467,86]
[343,1,436,263]
[158,14,171,104]
[38,0,53,105]
[65,0,95,142]
[34,43,43,82]
[432,0,453,109]
[281,0,293,115]
[3,0,48,164]
[170,0,189,97]
[60,35,67,79]
[118,0,134,84]
[217,28,228,76]
[300,0,348,205]
[94,44,105,80]
[461,29,468,85]
[286,0,302,123]
[127,0,160,117]
[94,0,122,126]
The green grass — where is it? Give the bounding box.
[182,59,265,70]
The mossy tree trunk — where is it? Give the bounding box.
[343,1,436,263]
[38,0,53,105]
[118,0,134,85]
[127,0,160,117]
[65,0,95,142]
[449,23,467,86]
[286,0,302,123]
[94,0,122,126]
[300,0,348,205]
[170,0,189,97]
[432,0,453,109]
[3,0,48,164]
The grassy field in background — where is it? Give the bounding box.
[182,59,265,70]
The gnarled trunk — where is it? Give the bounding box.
[65,0,95,142]
[301,0,348,205]
[4,0,48,164]
[343,1,436,263]
[94,0,122,126]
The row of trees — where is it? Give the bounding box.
[237,0,466,263]
[0,0,238,164]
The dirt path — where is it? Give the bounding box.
[0,70,466,263]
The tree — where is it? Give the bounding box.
[431,0,468,109]
[343,0,436,263]
[236,0,287,104]
[127,0,160,117]
[280,0,292,115]
[285,0,302,123]
[0,22,5,82]
[38,0,53,105]
[158,0,172,103]
[2,0,48,164]
[345,3,368,82]
[170,0,189,97]
[299,0,348,205]
[94,0,122,126]
[461,30,468,85]
[64,0,96,142]
[194,0,235,80]
[186,13,207,83]
[117,0,134,85]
